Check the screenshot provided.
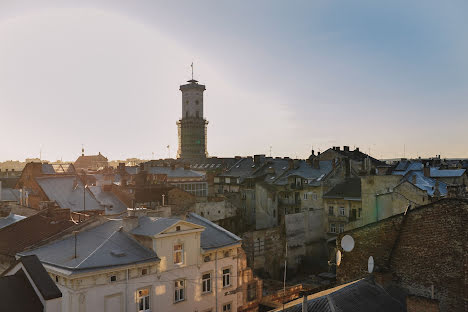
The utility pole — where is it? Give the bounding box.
[282,242,288,311]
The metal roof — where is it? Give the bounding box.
[125,166,205,179]
[131,217,180,237]
[186,213,242,250]
[35,176,104,212]
[323,178,361,199]
[403,171,448,197]
[275,160,333,186]
[20,220,158,274]
[0,214,26,230]
[88,186,128,215]
[392,161,423,175]
[282,278,405,312]
[1,188,20,202]
[430,168,466,177]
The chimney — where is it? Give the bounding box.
[254,154,265,165]
[412,174,417,185]
[345,158,350,177]
[332,158,337,170]
[423,163,430,177]
[313,158,320,169]
[355,147,360,152]
[344,146,350,152]
[434,181,440,197]
[288,159,294,169]
[123,215,139,232]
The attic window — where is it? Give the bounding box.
[141,268,148,276]
[110,275,117,282]
[55,276,59,283]
[176,226,181,231]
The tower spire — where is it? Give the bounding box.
[191,62,194,80]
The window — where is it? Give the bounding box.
[358,208,362,218]
[328,206,334,216]
[223,303,232,312]
[222,268,231,287]
[338,224,344,233]
[185,111,189,118]
[176,226,181,231]
[330,223,336,233]
[303,193,308,200]
[214,177,220,183]
[138,288,150,312]
[55,276,59,283]
[247,283,257,301]
[141,268,148,276]
[110,275,117,282]
[225,177,231,184]
[339,207,345,216]
[202,273,212,293]
[174,244,184,264]
[174,279,185,302]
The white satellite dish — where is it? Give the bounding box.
[341,235,355,252]
[368,256,374,273]
[336,250,342,266]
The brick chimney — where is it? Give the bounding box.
[423,162,431,177]
[343,146,350,152]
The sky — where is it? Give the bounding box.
[0,0,467,162]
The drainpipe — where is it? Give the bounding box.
[125,268,129,312]
[215,251,218,312]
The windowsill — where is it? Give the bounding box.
[173,299,186,304]
[223,284,233,289]
[202,291,213,296]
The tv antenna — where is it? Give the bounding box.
[341,235,355,252]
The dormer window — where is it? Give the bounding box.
[174,244,184,264]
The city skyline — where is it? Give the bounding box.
[0,1,467,162]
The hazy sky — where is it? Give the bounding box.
[0,0,467,162]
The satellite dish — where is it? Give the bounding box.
[336,250,342,266]
[368,256,374,273]
[341,235,355,252]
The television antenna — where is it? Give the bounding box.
[368,256,374,273]
[341,235,355,252]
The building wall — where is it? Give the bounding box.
[194,200,237,222]
[255,184,278,230]
[360,175,403,227]
[324,198,362,234]
[336,199,468,312]
[284,210,327,272]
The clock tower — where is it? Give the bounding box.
[176,77,208,160]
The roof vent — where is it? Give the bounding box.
[111,249,126,257]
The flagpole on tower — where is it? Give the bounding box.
[191,62,194,80]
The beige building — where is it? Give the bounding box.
[20,212,261,312]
